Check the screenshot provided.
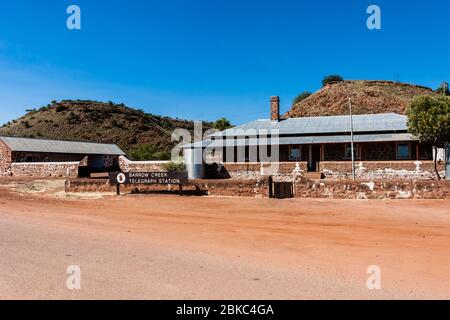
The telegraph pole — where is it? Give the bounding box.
[349,98,356,180]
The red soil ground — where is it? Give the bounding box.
[0,182,449,299]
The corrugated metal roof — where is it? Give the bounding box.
[188,133,416,148]
[0,136,125,155]
[182,113,413,149]
[211,113,408,137]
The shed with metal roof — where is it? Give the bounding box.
[0,136,125,155]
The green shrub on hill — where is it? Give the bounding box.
[129,144,171,161]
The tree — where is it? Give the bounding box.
[322,74,344,87]
[436,82,449,96]
[406,96,450,179]
[129,144,171,161]
[213,117,232,131]
[292,91,312,106]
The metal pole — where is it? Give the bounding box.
[349,98,356,180]
[268,176,273,198]
[446,144,450,180]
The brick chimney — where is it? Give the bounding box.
[270,96,280,121]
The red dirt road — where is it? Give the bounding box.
[0,187,449,299]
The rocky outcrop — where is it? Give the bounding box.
[288,80,437,118]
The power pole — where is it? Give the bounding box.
[349,98,356,180]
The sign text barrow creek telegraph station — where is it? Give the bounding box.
[110,172,189,186]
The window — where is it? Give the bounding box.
[344,144,358,159]
[289,146,301,161]
[396,143,410,159]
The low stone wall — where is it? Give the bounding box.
[64,177,449,199]
[215,162,308,180]
[11,162,79,178]
[118,156,168,173]
[295,179,450,199]
[192,179,269,197]
[320,161,445,180]
[65,178,270,198]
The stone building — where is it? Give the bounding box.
[0,136,125,177]
[184,97,445,180]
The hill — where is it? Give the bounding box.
[287,80,438,118]
[0,100,212,157]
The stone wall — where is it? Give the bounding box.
[11,162,79,178]
[64,177,449,199]
[65,178,270,198]
[213,162,308,180]
[0,140,12,176]
[118,156,168,173]
[295,179,450,200]
[320,160,445,180]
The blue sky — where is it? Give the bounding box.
[0,0,449,125]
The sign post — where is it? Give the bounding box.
[446,144,450,180]
[109,172,189,196]
[349,98,356,181]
